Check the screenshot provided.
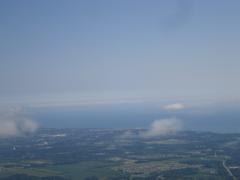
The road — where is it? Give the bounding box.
[222,160,237,180]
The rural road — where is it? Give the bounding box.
[222,160,237,180]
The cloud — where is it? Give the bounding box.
[142,118,183,138]
[163,0,193,31]
[0,106,38,138]
[163,103,185,110]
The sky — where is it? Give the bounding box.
[0,0,240,104]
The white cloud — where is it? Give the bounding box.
[0,106,38,138]
[142,118,183,138]
[163,103,185,110]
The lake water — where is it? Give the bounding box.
[29,102,240,133]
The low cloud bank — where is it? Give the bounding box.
[142,118,183,138]
[0,106,38,137]
[163,103,185,110]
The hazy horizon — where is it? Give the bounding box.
[1,0,240,137]
[1,0,240,104]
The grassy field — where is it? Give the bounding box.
[48,161,120,180]
[0,166,61,178]
[0,158,226,179]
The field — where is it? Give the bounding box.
[0,129,240,179]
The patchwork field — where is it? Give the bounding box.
[0,129,240,179]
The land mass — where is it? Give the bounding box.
[0,128,240,180]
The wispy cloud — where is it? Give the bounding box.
[163,103,186,110]
[163,0,193,32]
[0,106,38,138]
[142,118,183,138]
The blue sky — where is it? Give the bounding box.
[0,0,240,104]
